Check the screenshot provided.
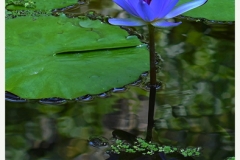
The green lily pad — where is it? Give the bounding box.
[178,0,235,21]
[6,15,149,99]
[6,0,77,11]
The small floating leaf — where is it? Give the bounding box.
[6,0,78,11]
[178,0,235,21]
[6,16,149,99]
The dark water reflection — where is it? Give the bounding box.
[6,0,234,160]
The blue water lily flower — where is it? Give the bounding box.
[108,0,207,28]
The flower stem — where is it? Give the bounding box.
[146,24,156,142]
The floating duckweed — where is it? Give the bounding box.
[146,151,154,155]
[152,147,158,152]
[126,149,136,153]
[172,147,178,151]
[122,144,129,149]
[110,137,202,157]
[180,147,202,157]
[158,146,163,152]
[163,146,173,153]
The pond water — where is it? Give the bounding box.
[6,1,235,160]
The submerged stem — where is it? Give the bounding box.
[146,24,157,142]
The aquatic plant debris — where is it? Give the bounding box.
[6,15,149,99]
[108,0,207,27]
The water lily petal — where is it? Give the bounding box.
[108,18,147,26]
[127,0,154,22]
[125,0,141,17]
[149,0,165,19]
[165,0,207,19]
[150,0,179,19]
[151,20,182,28]
[113,0,139,17]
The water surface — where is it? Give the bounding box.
[6,1,234,160]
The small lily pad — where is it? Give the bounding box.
[6,0,78,11]
[6,16,149,99]
[178,0,235,21]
